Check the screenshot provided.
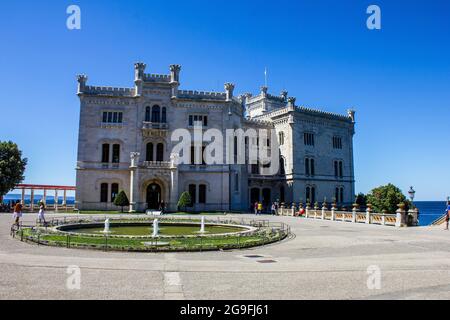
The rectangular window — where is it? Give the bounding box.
[339,161,343,178]
[333,136,342,149]
[112,144,120,163]
[234,173,239,192]
[304,132,315,146]
[189,114,208,127]
[102,144,110,163]
[311,159,315,176]
[305,158,310,175]
[199,184,206,204]
[102,111,123,124]
[334,161,338,177]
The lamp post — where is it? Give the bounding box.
[408,186,416,209]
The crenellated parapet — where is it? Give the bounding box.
[143,73,171,83]
[296,106,354,122]
[177,90,227,101]
[82,85,135,97]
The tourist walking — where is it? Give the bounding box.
[271,203,276,215]
[257,202,263,215]
[38,203,46,225]
[254,202,258,215]
[445,200,450,230]
[12,201,23,228]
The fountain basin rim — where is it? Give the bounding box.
[51,221,257,239]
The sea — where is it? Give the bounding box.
[3,194,75,206]
[1,195,447,226]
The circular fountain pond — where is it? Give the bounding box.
[17,217,290,252]
[57,222,248,237]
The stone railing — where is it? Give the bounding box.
[277,205,418,228]
[142,161,171,169]
[142,122,168,130]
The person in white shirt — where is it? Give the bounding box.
[38,203,46,225]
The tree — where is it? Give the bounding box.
[366,184,408,214]
[177,191,191,212]
[113,190,129,213]
[355,193,367,207]
[0,141,27,201]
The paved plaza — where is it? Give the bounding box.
[0,213,449,300]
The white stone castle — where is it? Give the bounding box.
[75,63,355,212]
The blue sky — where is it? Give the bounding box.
[0,0,449,200]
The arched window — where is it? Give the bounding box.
[279,157,285,175]
[145,106,151,122]
[305,158,310,175]
[306,186,311,203]
[112,144,120,163]
[310,159,315,176]
[339,161,343,178]
[161,107,167,123]
[199,184,207,204]
[156,143,164,162]
[188,184,196,207]
[100,183,108,203]
[278,132,284,145]
[146,143,154,161]
[151,105,161,123]
[102,144,109,163]
[340,187,344,203]
[111,183,119,202]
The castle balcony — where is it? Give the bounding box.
[141,161,172,169]
[142,121,168,138]
[142,121,168,130]
[76,161,130,170]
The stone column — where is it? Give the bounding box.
[43,190,47,205]
[352,205,357,223]
[21,188,25,205]
[30,189,35,212]
[63,190,67,207]
[365,205,372,224]
[321,204,326,220]
[396,206,406,228]
[305,204,310,218]
[331,205,336,221]
[408,208,418,226]
[54,190,59,212]
[129,152,140,213]
[169,153,179,211]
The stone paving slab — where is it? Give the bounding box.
[0,213,449,299]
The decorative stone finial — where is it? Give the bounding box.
[170,64,181,83]
[224,83,235,101]
[287,97,296,111]
[347,109,356,123]
[76,74,88,94]
[280,90,288,101]
[260,86,268,95]
[134,62,146,82]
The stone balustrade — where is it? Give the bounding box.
[276,205,416,228]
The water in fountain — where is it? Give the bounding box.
[200,216,205,233]
[103,218,111,234]
[152,218,159,237]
